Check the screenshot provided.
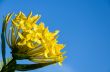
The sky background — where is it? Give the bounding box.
[0,0,110,72]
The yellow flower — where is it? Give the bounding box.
[5,11,66,65]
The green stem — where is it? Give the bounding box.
[1,58,16,72]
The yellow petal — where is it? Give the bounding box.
[17,39,26,45]
[58,62,62,66]
[54,30,60,35]
[39,22,45,30]
[21,12,27,19]
[27,42,34,48]
[18,32,24,39]
[31,15,41,23]
[27,11,32,19]
[44,49,49,58]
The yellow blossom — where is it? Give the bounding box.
[5,11,65,65]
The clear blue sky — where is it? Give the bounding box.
[0,0,110,72]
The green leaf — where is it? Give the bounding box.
[1,31,6,66]
[16,61,57,71]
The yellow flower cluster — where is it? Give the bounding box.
[6,12,65,65]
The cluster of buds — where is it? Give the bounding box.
[4,11,66,66]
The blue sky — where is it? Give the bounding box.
[0,0,110,72]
